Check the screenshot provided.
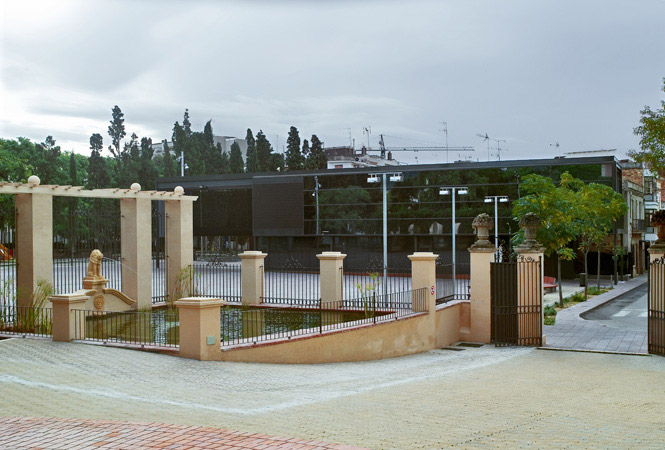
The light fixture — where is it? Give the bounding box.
[458,188,469,195]
[367,175,380,183]
[439,188,450,195]
[499,196,509,203]
[389,173,403,182]
[484,197,492,203]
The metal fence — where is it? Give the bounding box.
[53,208,122,294]
[192,261,242,301]
[152,208,167,303]
[73,309,179,348]
[0,305,52,338]
[220,287,426,346]
[262,260,320,305]
[0,222,16,309]
[343,266,412,301]
[436,262,471,304]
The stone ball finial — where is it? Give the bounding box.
[174,186,184,194]
[27,175,40,186]
[130,182,141,191]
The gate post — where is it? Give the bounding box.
[468,214,496,343]
[120,184,152,310]
[408,252,438,313]
[176,297,224,360]
[648,240,665,263]
[240,251,267,305]
[165,188,194,303]
[317,251,346,308]
[515,213,545,346]
[15,176,53,308]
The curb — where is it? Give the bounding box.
[537,346,651,357]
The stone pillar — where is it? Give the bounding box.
[515,213,545,345]
[175,297,224,360]
[50,294,87,342]
[15,185,53,308]
[407,252,438,313]
[468,213,496,344]
[317,251,346,308]
[240,251,267,305]
[649,224,665,262]
[121,186,152,309]
[165,195,194,302]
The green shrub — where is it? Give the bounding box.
[544,305,557,317]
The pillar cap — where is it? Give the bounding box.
[175,297,225,309]
[316,251,347,260]
[49,294,88,305]
[408,252,439,261]
[468,246,496,254]
[239,251,267,260]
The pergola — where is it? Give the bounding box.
[0,176,198,309]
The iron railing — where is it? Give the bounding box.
[152,208,167,303]
[192,262,242,301]
[262,265,321,305]
[0,305,52,337]
[73,309,179,348]
[343,266,412,300]
[436,262,471,304]
[220,288,427,346]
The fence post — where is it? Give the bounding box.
[515,213,545,345]
[120,188,152,310]
[175,297,224,360]
[317,251,346,309]
[407,252,438,313]
[648,241,665,263]
[50,294,87,342]
[240,251,267,306]
[165,191,194,303]
[468,214,496,344]
[15,178,53,308]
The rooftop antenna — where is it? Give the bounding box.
[476,133,490,160]
[440,121,449,163]
[363,126,372,150]
[550,141,560,154]
[347,128,353,148]
[492,139,507,161]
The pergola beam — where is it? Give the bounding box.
[0,182,198,201]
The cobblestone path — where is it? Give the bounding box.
[1,338,665,449]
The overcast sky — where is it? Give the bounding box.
[2,0,665,164]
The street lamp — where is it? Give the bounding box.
[368,172,403,296]
[313,176,321,235]
[175,153,188,177]
[440,187,468,297]
[484,195,509,261]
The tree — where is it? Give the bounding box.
[513,173,582,306]
[88,134,109,189]
[319,186,372,234]
[107,105,126,159]
[33,136,63,184]
[256,130,278,171]
[219,148,231,174]
[163,141,175,177]
[629,77,665,174]
[245,128,260,172]
[306,134,327,170]
[229,141,244,173]
[138,137,157,190]
[577,183,627,299]
[285,126,305,170]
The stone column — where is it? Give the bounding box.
[15,177,53,308]
[468,213,496,344]
[50,294,87,342]
[317,251,346,308]
[648,224,665,262]
[240,251,267,305]
[175,297,224,360]
[165,191,194,302]
[120,184,152,310]
[514,213,545,345]
[407,252,438,313]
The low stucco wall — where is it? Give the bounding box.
[210,301,470,364]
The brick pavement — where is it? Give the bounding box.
[2,338,665,449]
[0,417,365,450]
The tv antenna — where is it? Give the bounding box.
[550,141,560,150]
[476,133,490,160]
[363,126,371,150]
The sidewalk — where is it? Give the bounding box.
[544,274,648,354]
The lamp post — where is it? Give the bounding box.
[484,195,508,261]
[314,175,321,235]
[439,186,468,297]
[175,153,188,177]
[368,172,403,296]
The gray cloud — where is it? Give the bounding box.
[1,0,664,163]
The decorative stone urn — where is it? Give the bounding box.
[469,213,494,249]
[515,212,545,252]
[652,210,665,243]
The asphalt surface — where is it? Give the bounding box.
[582,284,647,333]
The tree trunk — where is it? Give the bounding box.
[584,251,589,300]
[597,249,601,290]
[558,253,564,307]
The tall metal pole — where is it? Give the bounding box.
[452,188,456,298]
[383,173,388,297]
[494,197,499,262]
[180,150,185,177]
[314,175,320,235]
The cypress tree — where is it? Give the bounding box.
[285,126,305,170]
[245,128,260,172]
[229,141,244,173]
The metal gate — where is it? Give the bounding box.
[648,256,665,356]
[491,257,542,347]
